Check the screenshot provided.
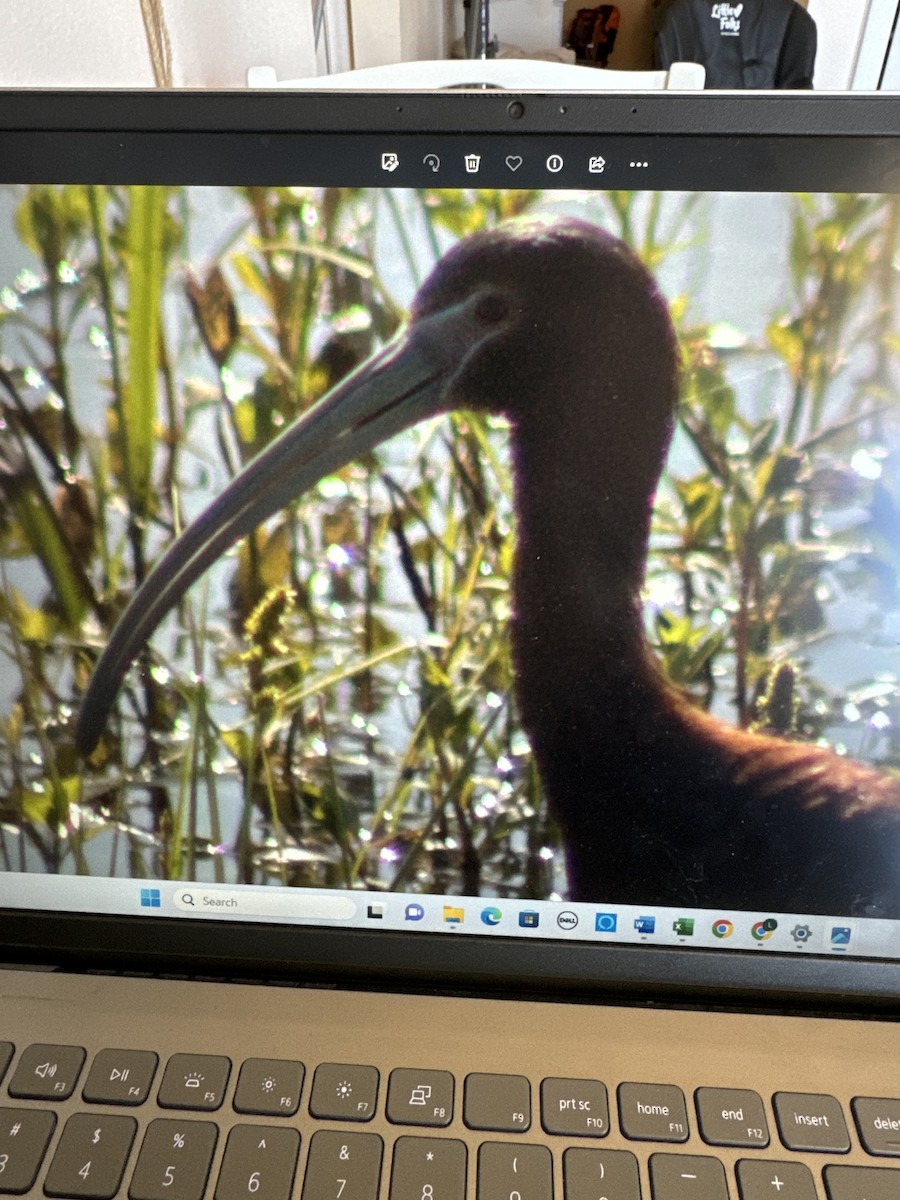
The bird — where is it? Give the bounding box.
[76,217,900,917]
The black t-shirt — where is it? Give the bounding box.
[654,0,817,89]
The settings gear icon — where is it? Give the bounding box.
[791,923,813,944]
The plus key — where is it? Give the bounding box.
[735,1159,818,1199]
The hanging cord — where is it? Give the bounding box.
[140,0,173,88]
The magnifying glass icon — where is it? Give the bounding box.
[181,892,195,907]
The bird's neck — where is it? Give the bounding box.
[509,406,664,700]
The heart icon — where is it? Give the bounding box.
[505,156,523,172]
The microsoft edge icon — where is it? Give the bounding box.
[481,907,502,926]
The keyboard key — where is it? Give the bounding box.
[129,1118,218,1200]
[823,1164,899,1200]
[478,1142,551,1200]
[157,1054,231,1112]
[649,1153,728,1200]
[214,1125,300,1200]
[387,1069,454,1127]
[300,1130,383,1200]
[389,1136,466,1200]
[0,1045,12,1087]
[83,1050,158,1106]
[0,1106,56,1194]
[310,1064,379,1122]
[465,1074,531,1132]
[695,1088,769,1148]
[618,1083,689,1143]
[7,1043,85,1101]
[541,1077,609,1137]
[233,1059,304,1117]
[563,1148,640,1200]
[43,1113,136,1198]
[773,1092,850,1153]
[735,1159,817,1200]
[852,1096,900,1156]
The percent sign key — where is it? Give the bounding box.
[129,1119,219,1200]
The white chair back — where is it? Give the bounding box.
[247,59,706,92]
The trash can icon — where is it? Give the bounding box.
[465,154,481,173]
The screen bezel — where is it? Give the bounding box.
[3,87,900,1011]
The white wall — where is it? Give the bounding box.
[808,0,874,88]
[0,0,317,87]
[446,0,566,54]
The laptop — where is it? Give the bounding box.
[2,88,900,1200]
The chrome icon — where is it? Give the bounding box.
[712,918,734,939]
[751,918,778,941]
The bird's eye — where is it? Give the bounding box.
[475,292,510,325]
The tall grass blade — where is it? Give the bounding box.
[125,186,166,513]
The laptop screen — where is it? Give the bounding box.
[1,95,899,970]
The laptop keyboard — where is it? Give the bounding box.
[1,1041,897,1200]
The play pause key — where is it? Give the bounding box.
[83,1050,159,1105]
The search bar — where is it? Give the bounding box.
[174,889,356,921]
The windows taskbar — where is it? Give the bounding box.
[0,874,893,960]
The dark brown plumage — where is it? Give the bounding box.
[77,218,900,916]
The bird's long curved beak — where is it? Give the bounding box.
[76,290,500,756]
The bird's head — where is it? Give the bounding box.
[75,217,680,755]
[411,216,680,428]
